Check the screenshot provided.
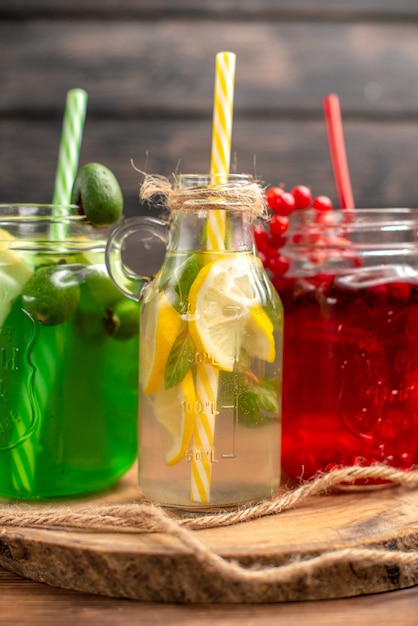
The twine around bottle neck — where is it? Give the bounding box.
[139,173,269,221]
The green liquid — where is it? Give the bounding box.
[0,260,139,499]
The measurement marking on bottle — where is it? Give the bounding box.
[219,403,237,459]
[185,448,218,464]
[182,400,219,416]
[193,350,222,366]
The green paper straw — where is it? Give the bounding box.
[9,89,88,497]
[53,88,88,206]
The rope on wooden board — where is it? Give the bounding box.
[1,462,417,532]
[0,464,417,590]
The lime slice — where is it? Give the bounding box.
[71,162,123,226]
[140,288,183,394]
[153,369,195,465]
[188,256,274,371]
[0,228,33,325]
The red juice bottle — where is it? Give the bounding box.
[275,208,418,485]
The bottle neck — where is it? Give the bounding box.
[152,173,266,254]
[282,208,418,276]
[167,209,255,253]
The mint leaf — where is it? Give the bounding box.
[237,377,279,427]
[160,253,199,314]
[257,380,280,414]
[165,326,195,389]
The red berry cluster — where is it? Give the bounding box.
[255,185,333,281]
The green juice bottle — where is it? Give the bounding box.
[0,205,139,499]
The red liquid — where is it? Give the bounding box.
[278,273,418,482]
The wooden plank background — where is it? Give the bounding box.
[2,1,418,216]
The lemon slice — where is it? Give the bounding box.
[154,369,196,465]
[243,306,275,362]
[188,255,271,371]
[0,228,33,325]
[140,288,183,394]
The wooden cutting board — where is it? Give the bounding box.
[0,467,417,603]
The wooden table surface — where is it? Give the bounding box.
[1,568,417,626]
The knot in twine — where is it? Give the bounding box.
[138,171,268,221]
[1,464,418,598]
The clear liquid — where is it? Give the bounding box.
[138,250,283,510]
[140,391,281,510]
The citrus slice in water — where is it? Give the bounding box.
[0,228,33,325]
[140,289,183,394]
[243,305,275,362]
[188,255,275,371]
[153,369,195,465]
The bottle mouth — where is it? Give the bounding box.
[176,173,255,189]
[287,207,418,242]
[289,207,418,226]
[0,204,84,222]
[0,204,108,250]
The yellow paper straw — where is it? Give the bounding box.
[207,51,236,249]
[190,52,236,504]
[190,363,218,503]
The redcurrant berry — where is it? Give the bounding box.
[291,185,312,209]
[265,186,284,210]
[268,232,287,250]
[312,195,333,211]
[266,188,295,216]
[254,225,270,253]
[269,214,289,236]
[268,252,290,277]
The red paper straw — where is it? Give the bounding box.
[323,93,355,209]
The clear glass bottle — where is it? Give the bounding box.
[0,205,139,498]
[273,207,418,486]
[106,174,283,510]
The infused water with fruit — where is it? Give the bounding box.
[106,174,283,511]
[0,206,139,498]
[139,250,282,510]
